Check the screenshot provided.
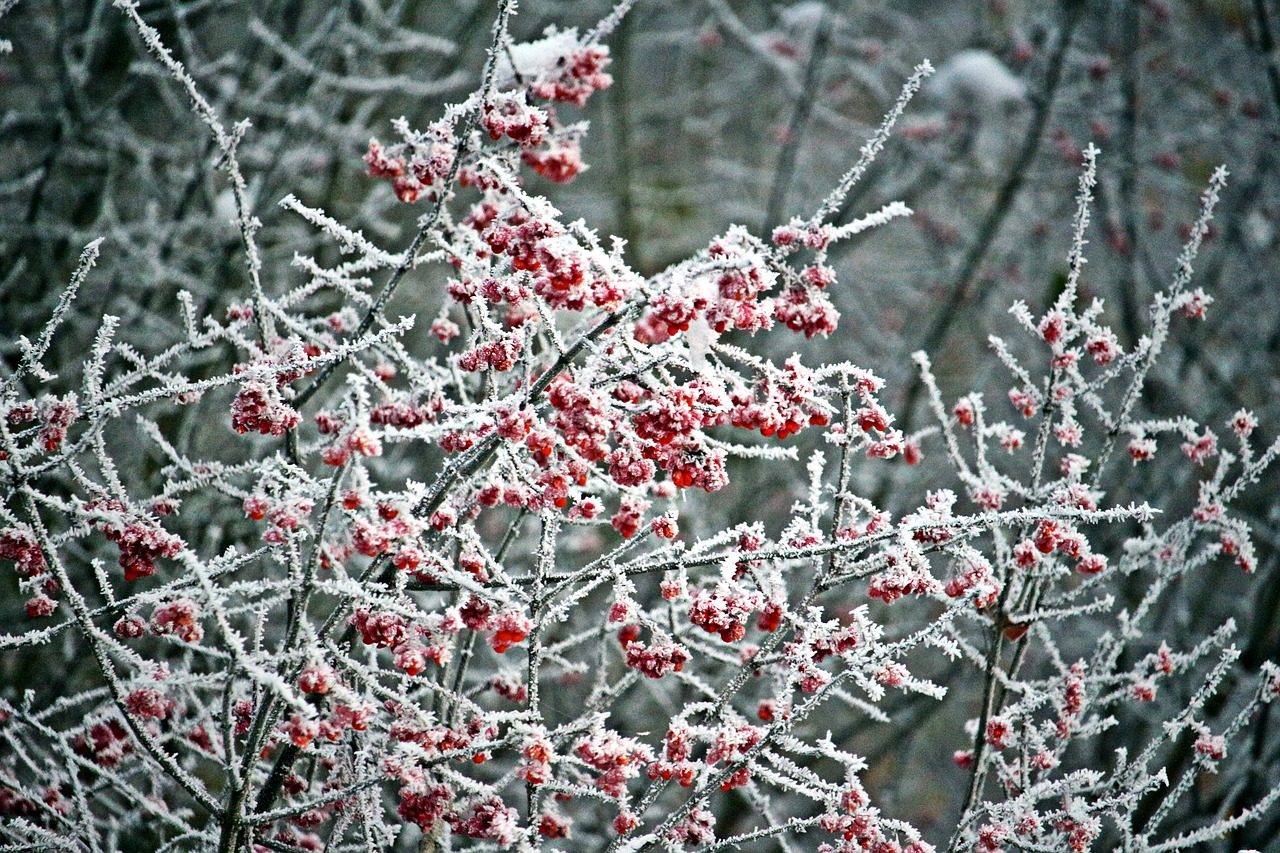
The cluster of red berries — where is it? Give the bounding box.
[231,380,301,436]
[84,498,184,581]
[363,127,456,204]
[0,525,45,576]
[1,395,79,459]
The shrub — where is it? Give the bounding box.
[1,2,1277,852]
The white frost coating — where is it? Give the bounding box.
[778,1,828,31]
[829,201,913,242]
[499,27,585,86]
[776,0,842,41]
[930,49,1026,107]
